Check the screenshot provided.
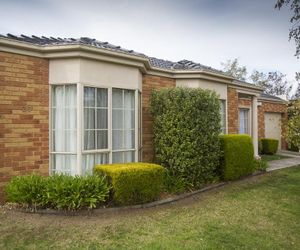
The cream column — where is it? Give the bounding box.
[252,95,258,157]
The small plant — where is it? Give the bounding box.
[163,170,191,194]
[5,174,110,210]
[261,138,279,155]
[253,158,268,172]
[94,163,165,206]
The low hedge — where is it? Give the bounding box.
[219,134,255,180]
[94,163,165,206]
[261,138,279,155]
[5,174,110,210]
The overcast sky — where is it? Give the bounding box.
[1,0,299,91]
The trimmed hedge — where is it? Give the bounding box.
[219,134,255,180]
[261,138,279,155]
[150,87,221,188]
[5,174,110,210]
[94,163,165,206]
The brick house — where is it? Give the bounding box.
[0,34,287,201]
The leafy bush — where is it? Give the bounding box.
[94,163,165,206]
[219,134,255,180]
[261,138,279,155]
[150,87,221,188]
[163,170,191,194]
[258,139,263,155]
[5,174,110,210]
[253,158,268,172]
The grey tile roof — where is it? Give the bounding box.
[259,93,285,101]
[0,34,260,90]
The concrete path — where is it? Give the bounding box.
[267,156,300,172]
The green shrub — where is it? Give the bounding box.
[5,174,110,210]
[163,170,191,194]
[253,158,268,172]
[219,134,255,180]
[261,138,279,155]
[94,163,165,206]
[150,87,221,188]
[258,139,263,155]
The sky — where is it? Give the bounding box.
[1,0,299,91]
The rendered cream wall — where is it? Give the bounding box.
[49,58,142,90]
[176,79,227,100]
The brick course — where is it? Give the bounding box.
[142,74,176,162]
[0,52,49,203]
[227,88,239,134]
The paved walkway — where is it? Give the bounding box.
[267,156,300,172]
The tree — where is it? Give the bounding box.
[285,99,300,151]
[250,70,292,98]
[221,58,247,81]
[275,0,300,58]
[292,72,300,99]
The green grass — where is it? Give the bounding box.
[1,166,300,250]
[261,154,290,162]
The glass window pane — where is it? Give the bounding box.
[124,90,134,109]
[64,155,77,175]
[124,130,135,149]
[52,107,64,130]
[124,151,135,163]
[65,107,77,130]
[84,108,95,129]
[65,130,77,152]
[84,87,95,107]
[112,109,123,129]
[124,110,135,129]
[112,89,123,108]
[82,153,109,175]
[52,154,64,173]
[97,130,108,149]
[65,85,77,108]
[112,152,123,163]
[52,85,64,107]
[97,109,108,129]
[112,130,123,150]
[84,131,95,150]
[97,88,108,107]
[53,130,64,151]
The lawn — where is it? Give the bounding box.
[261,154,290,162]
[0,166,299,250]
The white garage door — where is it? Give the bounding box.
[264,112,282,150]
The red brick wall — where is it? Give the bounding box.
[142,74,176,162]
[258,101,287,149]
[0,52,49,203]
[227,88,239,134]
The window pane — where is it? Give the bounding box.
[124,90,134,109]
[65,107,77,130]
[112,130,123,150]
[52,107,64,130]
[97,130,108,149]
[84,131,95,150]
[84,108,95,129]
[124,151,135,163]
[112,89,123,108]
[64,155,77,175]
[82,153,109,175]
[112,109,123,129]
[124,110,135,129]
[124,130,135,149]
[65,85,77,108]
[53,130,64,151]
[112,152,123,163]
[84,87,95,107]
[52,154,64,173]
[97,109,108,129]
[97,88,108,107]
[52,85,64,107]
[65,130,77,152]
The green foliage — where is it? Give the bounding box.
[221,58,247,81]
[5,174,110,210]
[258,139,263,155]
[163,170,191,194]
[150,87,221,189]
[94,163,165,206]
[219,134,255,180]
[253,158,268,172]
[261,138,279,155]
[285,100,300,151]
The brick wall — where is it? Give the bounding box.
[142,74,176,162]
[0,52,49,203]
[258,101,287,149]
[227,88,239,134]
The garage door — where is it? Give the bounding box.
[264,112,281,150]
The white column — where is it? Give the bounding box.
[252,96,258,157]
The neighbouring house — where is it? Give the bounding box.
[0,34,287,201]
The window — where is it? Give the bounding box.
[51,85,139,175]
[220,100,226,134]
[112,89,135,163]
[239,109,249,134]
[51,85,77,175]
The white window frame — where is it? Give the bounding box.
[220,99,227,134]
[239,108,251,135]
